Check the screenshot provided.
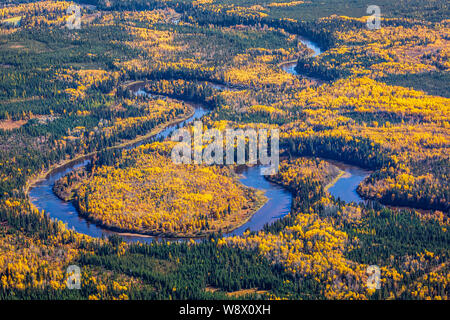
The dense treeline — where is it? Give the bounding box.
[284,135,391,170]
[82,0,335,49]
[381,72,450,99]
[358,156,450,212]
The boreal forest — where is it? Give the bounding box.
[0,0,448,301]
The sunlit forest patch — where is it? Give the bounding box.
[54,141,264,237]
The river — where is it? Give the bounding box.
[326,161,371,204]
[28,36,372,242]
[279,38,372,204]
[28,91,295,242]
[279,36,323,83]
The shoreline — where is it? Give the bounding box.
[324,169,350,192]
[278,59,325,85]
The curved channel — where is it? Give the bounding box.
[280,36,323,83]
[326,161,371,204]
[28,93,294,242]
[28,35,371,242]
[279,39,373,204]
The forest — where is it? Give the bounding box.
[0,0,448,301]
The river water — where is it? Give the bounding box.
[28,103,212,242]
[326,162,371,204]
[279,36,323,83]
[298,36,322,56]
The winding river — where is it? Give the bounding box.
[28,101,293,242]
[279,36,324,84]
[28,36,370,242]
[326,161,371,204]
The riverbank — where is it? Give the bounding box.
[324,169,350,192]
